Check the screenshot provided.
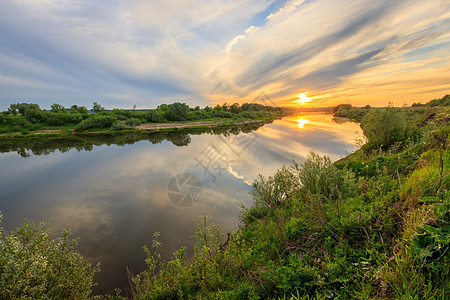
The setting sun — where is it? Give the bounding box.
[298,92,311,104]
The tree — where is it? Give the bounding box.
[92,102,105,113]
[70,105,88,114]
[51,103,67,113]
[24,108,46,124]
[332,104,352,113]
[70,105,79,114]
[167,102,190,121]
[8,103,41,115]
[229,103,240,114]
[78,106,89,114]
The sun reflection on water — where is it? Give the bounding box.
[297,118,309,128]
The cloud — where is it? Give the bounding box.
[0,0,449,110]
[204,0,450,105]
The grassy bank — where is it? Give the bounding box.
[0,101,289,138]
[0,96,449,299]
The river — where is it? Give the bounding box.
[0,114,362,294]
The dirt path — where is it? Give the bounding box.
[0,119,267,137]
[136,119,264,130]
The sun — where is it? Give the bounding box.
[298,92,311,104]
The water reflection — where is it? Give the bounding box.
[0,122,268,158]
[0,114,362,295]
[297,118,309,128]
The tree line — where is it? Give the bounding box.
[0,101,284,134]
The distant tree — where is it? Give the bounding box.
[78,106,89,114]
[157,104,169,111]
[8,104,18,115]
[212,105,223,112]
[332,104,352,113]
[24,108,46,124]
[229,103,240,114]
[51,103,67,113]
[92,102,105,113]
[363,105,371,109]
[194,106,200,111]
[167,102,190,121]
[69,105,80,114]
[221,103,229,111]
[204,106,212,112]
[8,103,41,115]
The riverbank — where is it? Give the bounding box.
[0,118,272,139]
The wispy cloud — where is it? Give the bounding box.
[0,0,449,109]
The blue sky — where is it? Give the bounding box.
[0,0,450,110]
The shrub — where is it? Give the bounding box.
[125,118,141,126]
[110,122,130,131]
[145,110,165,123]
[46,112,82,126]
[295,152,357,201]
[0,216,98,299]
[251,165,298,208]
[24,109,46,124]
[75,115,117,131]
[361,107,407,151]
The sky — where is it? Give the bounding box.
[0,0,450,110]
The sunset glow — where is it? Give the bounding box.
[0,1,450,109]
[298,93,311,105]
[297,118,309,128]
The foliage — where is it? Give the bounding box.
[92,102,105,113]
[8,103,41,115]
[110,122,131,131]
[333,104,369,122]
[75,115,117,131]
[125,118,142,127]
[0,216,99,299]
[50,103,67,113]
[361,106,407,151]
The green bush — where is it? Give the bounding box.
[24,109,46,124]
[0,216,98,299]
[75,115,117,131]
[110,122,131,131]
[125,118,141,126]
[46,112,82,126]
[361,107,407,151]
[145,110,165,123]
[295,153,357,201]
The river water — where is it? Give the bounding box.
[0,114,362,294]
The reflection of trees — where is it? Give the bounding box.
[0,120,271,156]
[166,132,191,147]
